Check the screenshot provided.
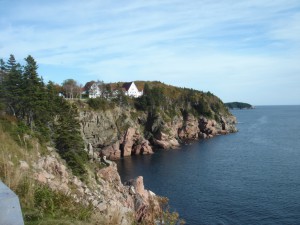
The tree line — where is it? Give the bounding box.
[0,54,88,178]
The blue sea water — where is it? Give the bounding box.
[117,106,300,225]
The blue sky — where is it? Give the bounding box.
[1,0,300,105]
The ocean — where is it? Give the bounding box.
[117,106,300,225]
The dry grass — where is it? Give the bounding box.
[88,208,128,225]
[0,121,38,212]
[0,120,90,224]
[0,129,27,188]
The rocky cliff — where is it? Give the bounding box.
[0,116,169,224]
[33,149,160,224]
[80,107,237,160]
[80,108,154,160]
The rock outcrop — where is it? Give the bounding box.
[125,176,160,222]
[101,141,121,160]
[178,114,200,140]
[80,109,154,160]
[33,149,160,225]
[153,131,180,149]
[122,127,136,157]
[80,107,237,160]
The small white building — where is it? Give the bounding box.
[89,82,102,98]
[123,82,143,98]
[87,81,143,99]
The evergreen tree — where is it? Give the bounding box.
[0,58,6,70]
[5,54,17,71]
[54,102,87,177]
[0,59,6,83]
[22,55,47,129]
[0,54,88,177]
[143,83,150,95]
[1,55,23,116]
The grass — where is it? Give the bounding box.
[24,184,93,224]
[0,114,184,225]
[0,116,94,225]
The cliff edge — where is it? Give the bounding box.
[80,82,237,160]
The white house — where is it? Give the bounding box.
[87,81,143,98]
[89,82,102,98]
[123,82,143,98]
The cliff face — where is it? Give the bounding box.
[0,117,164,225]
[80,108,153,160]
[27,147,161,224]
[80,107,237,160]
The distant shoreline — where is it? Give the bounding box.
[225,102,254,110]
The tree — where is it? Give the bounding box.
[54,102,87,177]
[0,54,88,177]
[143,83,150,95]
[5,54,17,71]
[1,55,23,116]
[21,55,47,129]
[62,79,81,99]
[104,83,112,98]
[0,59,6,83]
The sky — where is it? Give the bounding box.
[1,0,300,105]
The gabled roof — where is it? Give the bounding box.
[122,82,133,91]
[90,81,104,89]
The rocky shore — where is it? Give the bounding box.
[33,147,161,224]
[80,107,237,160]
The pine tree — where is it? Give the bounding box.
[54,102,87,177]
[0,59,6,83]
[22,55,49,131]
[5,54,17,71]
[1,55,23,116]
[1,54,88,177]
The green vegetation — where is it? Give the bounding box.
[0,117,93,225]
[87,97,115,111]
[0,54,87,178]
[27,185,93,223]
[156,197,185,225]
[134,82,229,121]
[225,102,253,109]
[84,81,231,143]
[0,114,184,225]
[0,54,230,225]
[88,81,230,122]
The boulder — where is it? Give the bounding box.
[96,162,121,185]
[153,131,180,149]
[101,141,121,160]
[19,160,29,170]
[140,140,153,154]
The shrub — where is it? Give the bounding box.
[87,98,115,110]
[25,185,93,223]
[156,197,186,225]
[60,151,88,178]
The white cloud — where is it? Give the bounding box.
[0,0,300,104]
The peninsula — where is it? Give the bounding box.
[225,102,254,110]
[0,54,237,224]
